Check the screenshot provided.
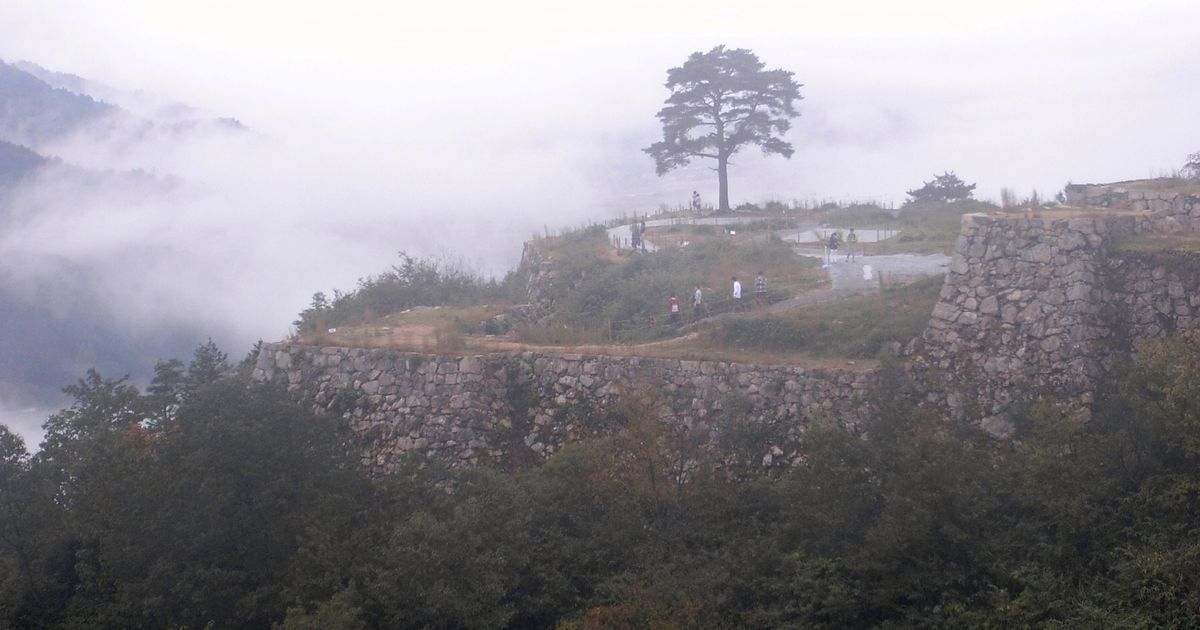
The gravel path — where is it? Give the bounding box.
[794,247,950,293]
[605,216,950,312]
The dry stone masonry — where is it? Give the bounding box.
[260,182,1200,471]
[1064,182,1200,233]
[254,348,874,474]
[913,211,1200,436]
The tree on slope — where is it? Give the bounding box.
[644,46,803,213]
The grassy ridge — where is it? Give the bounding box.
[525,224,823,342]
[705,276,942,359]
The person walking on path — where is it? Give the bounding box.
[692,284,704,321]
[845,228,858,262]
[668,293,681,325]
[732,276,744,311]
[754,272,768,310]
[827,231,840,265]
[692,190,702,212]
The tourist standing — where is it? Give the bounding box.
[754,272,767,309]
[692,190,702,212]
[692,284,704,321]
[668,293,681,325]
[846,228,859,261]
[827,231,840,265]
[732,276,743,311]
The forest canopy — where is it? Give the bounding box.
[3,333,1200,627]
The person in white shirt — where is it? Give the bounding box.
[732,276,743,310]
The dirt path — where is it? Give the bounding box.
[306,230,947,370]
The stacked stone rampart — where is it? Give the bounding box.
[1064,182,1200,232]
[253,347,874,474]
[1103,252,1200,348]
[261,189,1200,471]
[913,211,1200,435]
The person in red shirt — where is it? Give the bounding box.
[668,293,681,325]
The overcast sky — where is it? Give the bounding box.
[0,0,1198,443]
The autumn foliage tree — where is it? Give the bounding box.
[645,46,803,212]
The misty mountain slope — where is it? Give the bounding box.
[13,60,241,130]
[0,139,46,187]
[0,262,200,404]
[0,60,246,163]
[0,60,130,146]
[0,62,242,421]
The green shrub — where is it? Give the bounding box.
[295,252,514,332]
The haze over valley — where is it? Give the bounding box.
[0,0,1197,446]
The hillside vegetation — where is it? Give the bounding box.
[6,333,1200,627]
[520,223,824,344]
[706,275,942,359]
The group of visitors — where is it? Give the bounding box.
[667,272,770,325]
[667,284,707,325]
[826,227,859,263]
[735,272,770,310]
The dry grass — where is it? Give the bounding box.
[1111,233,1200,254]
[297,304,512,352]
[1107,177,1200,194]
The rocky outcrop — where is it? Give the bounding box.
[254,347,874,474]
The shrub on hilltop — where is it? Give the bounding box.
[294,252,518,333]
[904,171,976,206]
[1184,150,1200,179]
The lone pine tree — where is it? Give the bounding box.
[645,46,803,212]
[905,172,977,205]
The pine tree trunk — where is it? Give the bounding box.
[717,156,730,212]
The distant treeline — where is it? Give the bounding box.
[3,332,1200,627]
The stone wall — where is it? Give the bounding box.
[254,347,874,474]
[1104,251,1200,349]
[259,199,1200,470]
[1064,182,1200,232]
[912,211,1200,435]
[516,241,555,309]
